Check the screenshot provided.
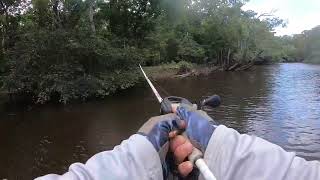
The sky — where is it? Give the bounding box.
[242,0,320,36]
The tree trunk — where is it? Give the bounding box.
[236,62,254,71]
[52,0,61,28]
[227,48,231,67]
[218,50,221,65]
[241,38,250,63]
[242,48,248,63]
[228,63,240,71]
[88,0,96,34]
[220,49,223,66]
[0,26,4,60]
[0,1,8,55]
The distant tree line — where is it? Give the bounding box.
[279,26,320,63]
[0,0,313,104]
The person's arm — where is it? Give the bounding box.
[36,134,162,180]
[204,125,320,180]
[36,113,183,180]
[173,105,320,180]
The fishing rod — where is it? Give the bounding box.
[139,64,221,180]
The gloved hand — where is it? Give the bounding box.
[138,113,183,178]
[138,113,182,152]
[175,104,218,152]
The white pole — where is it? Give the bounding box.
[196,159,217,180]
[139,64,163,103]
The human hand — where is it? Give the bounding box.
[172,104,218,152]
[169,134,195,177]
[138,113,182,152]
[138,114,187,178]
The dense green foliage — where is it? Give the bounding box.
[279,26,320,63]
[0,0,316,104]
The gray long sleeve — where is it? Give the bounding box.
[203,125,320,180]
[36,125,320,180]
[35,134,163,180]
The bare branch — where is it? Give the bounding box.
[257,9,278,19]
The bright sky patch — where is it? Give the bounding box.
[242,0,320,36]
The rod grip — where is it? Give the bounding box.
[182,132,203,165]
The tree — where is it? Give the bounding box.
[88,0,96,34]
[304,26,320,63]
[0,0,296,104]
[97,0,161,41]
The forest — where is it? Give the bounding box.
[0,0,319,104]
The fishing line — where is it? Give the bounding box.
[139,64,217,180]
[150,77,171,97]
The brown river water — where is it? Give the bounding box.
[1,63,320,179]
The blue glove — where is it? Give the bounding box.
[138,114,182,178]
[176,104,218,152]
[138,113,181,151]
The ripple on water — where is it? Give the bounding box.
[210,63,320,160]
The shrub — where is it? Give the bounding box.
[177,61,193,74]
[4,29,141,104]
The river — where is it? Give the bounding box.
[1,63,320,179]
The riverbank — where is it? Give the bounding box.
[0,61,245,105]
[144,62,219,80]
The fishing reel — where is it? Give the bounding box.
[160,95,221,115]
[140,65,219,179]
